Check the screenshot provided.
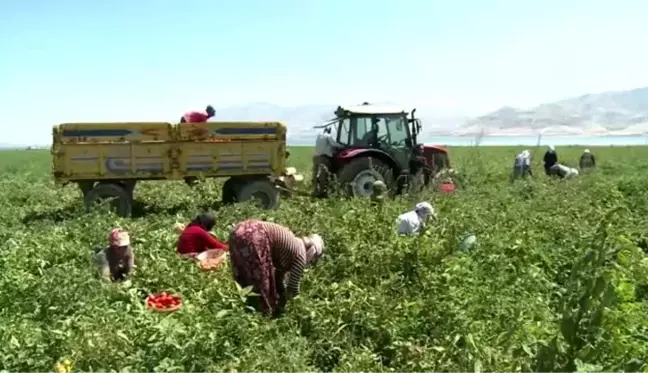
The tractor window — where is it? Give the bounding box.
[375,118,389,141]
[386,116,409,146]
[351,117,372,146]
[337,119,351,145]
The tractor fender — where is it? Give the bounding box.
[422,144,450,167]
[335,148,399,172]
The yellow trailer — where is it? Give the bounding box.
[51,121,300,216]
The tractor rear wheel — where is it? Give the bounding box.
[338,157,394,198]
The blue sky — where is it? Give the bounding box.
[1,0,647,145]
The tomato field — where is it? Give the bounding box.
[1,145,647,372]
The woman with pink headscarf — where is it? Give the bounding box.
[228,220,324,317]
[94,228,135,282]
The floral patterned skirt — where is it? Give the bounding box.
[228,220,277,315]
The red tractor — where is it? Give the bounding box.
[314,103,452,198]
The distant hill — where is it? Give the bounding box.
[215,87,648,141]
[8,88,648,147]
[460,87,648,137]
[215,102,468,144]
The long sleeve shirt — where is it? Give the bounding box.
[260,221,307,300]
[579,153,596,168]
[182,111,209,123]
[95,245,134,281]
[543,151,558,167]
[514,154,531,168]
[396,210,423,235]
[177,224,228,255]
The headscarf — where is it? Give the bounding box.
[584,149,590,153]
[303,234,325,264]
[415,201,436,220]
[548,145,555,151]
[191,213,216,231]
[372,180,387,202]
[109,228,130,248]
[522,150,530,158]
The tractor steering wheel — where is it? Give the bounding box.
[376,134,391,145]
[391,138,407,147]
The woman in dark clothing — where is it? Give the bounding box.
[579,149,596,171]
[543,145,558,175]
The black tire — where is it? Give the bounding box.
[77,181,96,198]
[185,177,199,187]
[235,179,280,210]
[222,177,240,204]
[337,157,394,198]
[84,182,133,217]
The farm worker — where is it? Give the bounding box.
[549,164,579,179]
[180,105,216,123]
[579,149,596,171]
[177,213,228,257]
[512,150,532,179]
[543,145,558,175]
[228,220,324,317]
[396,201,437,235]
[94,228,135,282]
[312,127,344,198]
[371,180,387,207]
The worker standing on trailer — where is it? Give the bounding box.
[312,127,343,198]
[180,105,216,123]
[512,150,532,179]
[579,149,596,171]
[543,145,558,175]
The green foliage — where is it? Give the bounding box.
[0,146,647,372]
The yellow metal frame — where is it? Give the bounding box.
[52,121,288,183]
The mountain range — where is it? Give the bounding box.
[4,87,647,148]
[214,87,648,143]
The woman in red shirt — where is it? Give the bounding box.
[177,213,228,256]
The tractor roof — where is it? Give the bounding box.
[338,104,410,115]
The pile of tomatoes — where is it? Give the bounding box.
[146,292,182,312]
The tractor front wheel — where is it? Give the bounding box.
[338,157,394,198]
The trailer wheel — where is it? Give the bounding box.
[222,177,241,204]
[84,182,133,217]
[236,179,280,210]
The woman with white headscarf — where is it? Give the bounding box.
[512,150,532,179]
[396,201,437,235]
[228,220,324,317]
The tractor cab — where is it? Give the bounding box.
[314,103,451,198]
[332,103,420,170]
